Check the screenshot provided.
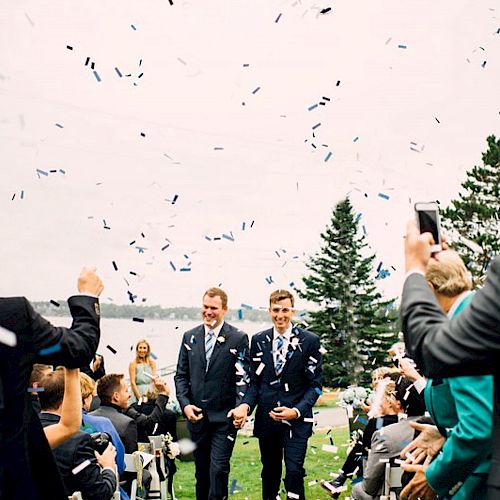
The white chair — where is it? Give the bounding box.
[380,463,403,500]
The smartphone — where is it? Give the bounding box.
[414,202,442,253]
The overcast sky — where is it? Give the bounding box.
[1,0,499,309]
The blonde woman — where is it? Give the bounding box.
[129,339,157,404]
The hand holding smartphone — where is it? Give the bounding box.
[414,202,442,253]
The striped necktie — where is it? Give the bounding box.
[275,335,285,376]
[205,330,215,366]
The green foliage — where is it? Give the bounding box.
[441,135,500,282]
[297,198,398,387]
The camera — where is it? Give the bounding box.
[89,432,112,455]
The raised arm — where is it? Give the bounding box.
[44,368,82,448]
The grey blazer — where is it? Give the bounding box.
[90,405,137,453]
[351,416,420,500]
[401,256,500,488]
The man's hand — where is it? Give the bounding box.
[78,267,104,297]
[404,220,447,273]
[227,404,249,429]
[400,459,436,500]
[401,422,445,461]
[398,356,423,382]
[95,442,116,470]
[92,355,102,371]
[153,377,170,396]
[184,404,204,423]
[269,406,298,421]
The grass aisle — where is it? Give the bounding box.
[174,426,352,499]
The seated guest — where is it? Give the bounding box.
[91,373,170,453]
[401,251,493,499]
[29,363,52,414]
[351,376,426,499]
[321,368,400,497]
[128,387,178,442]
[38,368,117,500]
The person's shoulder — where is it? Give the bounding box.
[184,324,203,337]
[294,326,319,341]
[224,323,247,337]
[253,328,273,341]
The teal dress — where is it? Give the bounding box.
[130,363,154,404]
[424,293,493,499]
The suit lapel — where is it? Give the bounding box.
[279,326,303,378]
[206,322,228,373]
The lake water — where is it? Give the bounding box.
[46,317,269,396]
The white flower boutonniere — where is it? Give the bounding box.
[291,337,300,348]
[217,336,225,344]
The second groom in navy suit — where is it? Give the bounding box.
[236,289,323,500]
[174,287,250,499]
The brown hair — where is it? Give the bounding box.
[97,374,124,405]
[79,372,96,402]
[30,364,52,386]
[269,289,295,308]
[38,369,65,411]
[425,250,472,297]
[203,287,228,308]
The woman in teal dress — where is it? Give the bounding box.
[422,252,493,499]
[129,339,157,404]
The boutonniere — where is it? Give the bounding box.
[291,337,300,348]
[217,336,225,344]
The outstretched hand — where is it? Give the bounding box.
[401,422,445,461]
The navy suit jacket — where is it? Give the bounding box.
[0,295,100,500]
[243,326,323,439]
[174,322,250,423]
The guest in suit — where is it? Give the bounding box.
[91,373,170,453]
[38,368,117,500]
[0,266,103,500]
[174,287,250,500]
[401,220,500,496]
[351,376,426,499]
[235,289,323,500]
[401,251,493,499]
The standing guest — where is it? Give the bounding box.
[235,289,323,500]
[401,220,500,495]
[174,287,250,500]
[91,373,170,453]
[38,368,117,500]
[0,266,103,500]
[400,251,493,499]
[129,339,156,404]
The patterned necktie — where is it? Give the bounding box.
[205,330,215,366]
[275,335,285,376]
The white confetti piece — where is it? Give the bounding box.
[0,326,16,347]
[255,362,265,376]
[72,459,91,475]
[322,444,338,453]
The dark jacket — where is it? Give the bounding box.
[243,326,323,439]
[0,295,101,500]
[401,256,500,490]
[90,396,169,453]
[39,412,116,500]
[174,322,250,422]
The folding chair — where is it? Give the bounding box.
[380,463,403,500]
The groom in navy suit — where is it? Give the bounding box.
[174,287,250,499]
[234,289,323,499]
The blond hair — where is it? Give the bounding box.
[425,250,472,297]
[80,372,96,401]
[135,339,153,366]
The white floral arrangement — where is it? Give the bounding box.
[337,386,371,410]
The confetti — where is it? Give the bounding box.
[72,459,91,475]
[275,13,282,23]
[398,44,407,49]
[115,67,123,77]
[93,70,101,82]
[0,326,17,347]
[324,151,333,162]
[132,317,144,323]
[106,345,117,354]
[39,344,62,356]
[27,387,45,393]
[378,192,390,200]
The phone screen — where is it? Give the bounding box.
[417,210,440,243]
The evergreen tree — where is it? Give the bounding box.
[441,135,500,282]
[297,197,398,387]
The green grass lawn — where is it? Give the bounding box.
[174,426,353,499]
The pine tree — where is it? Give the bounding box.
[297,198,398,388]
[441,135,500,282]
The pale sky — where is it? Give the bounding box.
[1,0,499,309]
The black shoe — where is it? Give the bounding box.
[320,473,347,499]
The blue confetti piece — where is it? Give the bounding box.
[169,261,176,271]
[59,169,66,174]
[36,168,48,177]
[237,309,244,320]
[398,44,407,49]
[353,136,359,142]
[358,416,368,426]
[241,222,246,231]
[204,235,212,241]
[312,122,321,130]
[131,24,137,30]
[93,70,101,82]
[20,190,24,199]
[27,387,45,393]
[39,343,62,356]
[180,267,191,272]
[55,123,64,128]
[289,281,295,287]
[314,387,323,395]
[308,103,318,111]
[150,352,158,360]
[241,303,252,310]
[378,192,390,200]
[222,233,234,242]
[362,225,367,235]
[115,67,123,77]
[355,213,362,223]
[324,151,332,162]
